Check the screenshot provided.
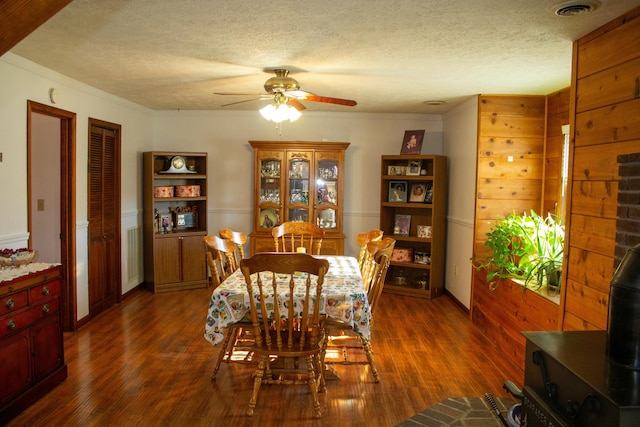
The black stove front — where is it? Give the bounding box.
[522,331,640,427]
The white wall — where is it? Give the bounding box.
[0,53,155,320]
[0,52,447,322]
[151,110,443,257]
[442,96,478,308]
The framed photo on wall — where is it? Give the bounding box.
[388,181,407,202]
[400,130,425,154]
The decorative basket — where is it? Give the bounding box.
[175,185,200,197]
[154,186,174,198]
[390,248,413,263]
[0,250,38,267]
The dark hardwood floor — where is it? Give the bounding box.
[6,287,523,426]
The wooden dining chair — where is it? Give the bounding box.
[356,229,383,271]
[364,238,395,315]
[203,235,254,379]
[361,237,396,295]
[271,221,325,255]
[321,237,395,382]
[203,235,238,287]
[218,228,247,260]
[240,252,329,418]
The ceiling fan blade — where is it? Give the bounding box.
[285,90,357,106]
[287,98,306,111]
[220,97,269,107]
[215,92,268,96]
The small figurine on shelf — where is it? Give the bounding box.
[154,208,160,233]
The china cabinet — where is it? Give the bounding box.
[380,155,447,299]
[143,152,208,293]
[249,141,349,255]
[0,265,67,424]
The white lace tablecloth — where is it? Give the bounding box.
[0,262,61,283]
[204,255,371,345]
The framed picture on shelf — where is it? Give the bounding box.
[400,130,425,154]
[160,214,172,232]
[388,181,407,202]
[409,183,426,202]
[387,165,397,176]
[407,159,421,175]
[424,182,433,203]
[417,225,433,238]
[394,214,411,235]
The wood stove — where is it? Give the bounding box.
[522,331,640,426]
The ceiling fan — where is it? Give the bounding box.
[214,68,357,111]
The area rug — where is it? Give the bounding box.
[397,396,518,427]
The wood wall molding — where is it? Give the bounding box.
[0,0,72,56]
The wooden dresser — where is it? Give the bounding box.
[0,264,67,424]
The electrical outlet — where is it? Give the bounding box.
[37,199,45,211]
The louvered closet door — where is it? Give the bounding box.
[88,124,120,317]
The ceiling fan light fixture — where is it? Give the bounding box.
[259,103,301,123]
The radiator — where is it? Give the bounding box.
[126,226,143,282]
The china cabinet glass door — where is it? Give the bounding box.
[257,153,283,229]
[315,155,340,230]
[286,154,310,222]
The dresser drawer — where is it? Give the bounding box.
[29,279,61,304]
[0,290,28,317]
[0,298,60,339]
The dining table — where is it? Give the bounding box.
[204,255,371,347]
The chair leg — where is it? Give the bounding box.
[211,326,237,380]
[247,355,267,417]
[362,339,380,382]
[314,354,326,393]
[306,355,322,418]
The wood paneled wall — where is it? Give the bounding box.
[471,7,640,373]
[472,271,559,373]
[472,94,559,375]
[473,95,546,261]
[563,6,640,331]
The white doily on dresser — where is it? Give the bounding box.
[0,262,61,283]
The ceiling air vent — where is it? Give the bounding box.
[550,0,601,16]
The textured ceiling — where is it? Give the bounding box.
[9,0,640,114]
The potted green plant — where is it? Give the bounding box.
[472,210,564,294]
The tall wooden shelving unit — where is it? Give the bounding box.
[249,141,349,256]
[143,152,208,293]
[380,155,447,299]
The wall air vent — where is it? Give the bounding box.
[550,0,601,16]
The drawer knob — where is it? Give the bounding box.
[42,304,50,314]
[5,298,15,309]
[7,319,17,330]
[42,286,50,296]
